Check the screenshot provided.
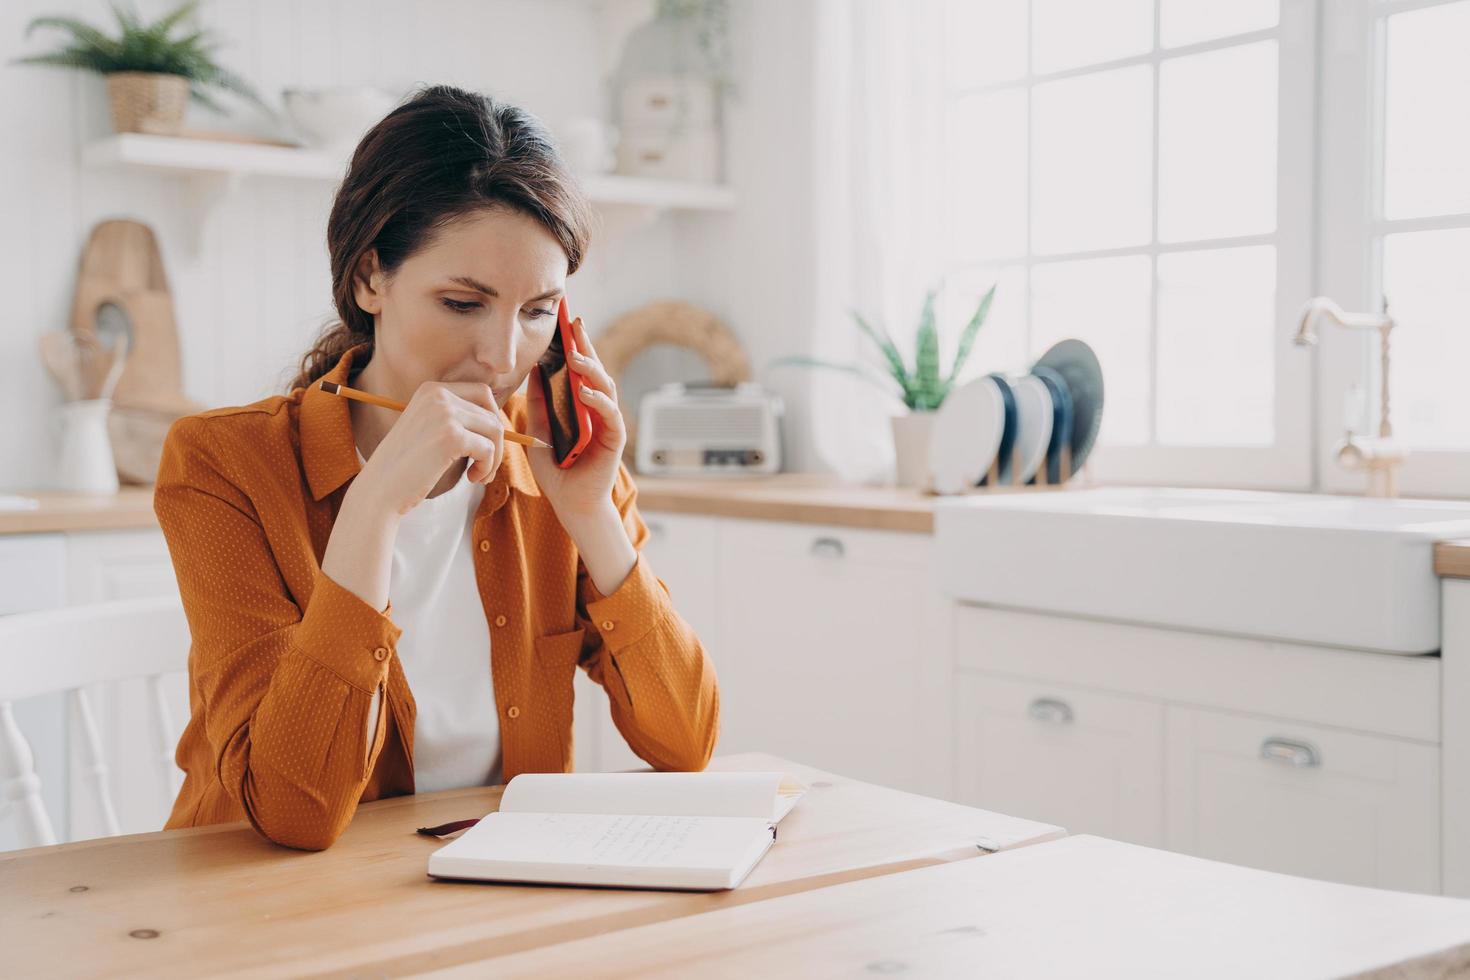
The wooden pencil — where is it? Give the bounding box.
[317,380,551,449]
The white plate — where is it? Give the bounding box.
[1006,375,1054,485]
[928,377,1006,495]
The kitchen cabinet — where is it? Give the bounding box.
[953,673,1164,846]
[65,529,177,602]
[951,602,1444,891]
[573,513,951,799]
[714,520,947,797]
[1434,577,1470,897]
[0,533,67,615]
[572,512,722,774]
[1165,704,1439,893]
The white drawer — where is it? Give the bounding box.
[719,519,930,569]
[1166,704,1440,893]
[952,603,1440,742]
[0,534,66,614]
[65,529,175,602]
[619,76,718,130]
[954,671,1165,846]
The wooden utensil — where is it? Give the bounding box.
[38,330,83,401]
[69,221,194,414]
[85,300,133,400]
[69,220,204,483]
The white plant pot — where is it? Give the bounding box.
[56,399,119,494]
[890,411,936,489]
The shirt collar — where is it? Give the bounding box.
[299,343,541,502]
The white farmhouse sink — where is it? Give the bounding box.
[933,487,1470,654]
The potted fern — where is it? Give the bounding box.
[777,284,997,487]
[13,1,266,137]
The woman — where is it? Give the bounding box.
[154,85,720,851]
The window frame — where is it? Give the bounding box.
[939,0,1320,490]
[1316,0,1470,498]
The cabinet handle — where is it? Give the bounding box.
[1259,737,1321,769]
[810,536,846,559]
[1027,697,1074,725]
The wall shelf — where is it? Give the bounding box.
[81,133,736,212]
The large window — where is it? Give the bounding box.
[939,0,1315,488]
[1316,0,1470,495]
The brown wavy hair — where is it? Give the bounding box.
[288,85,595,392]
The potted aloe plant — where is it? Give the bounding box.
[13,1,266,136]
[777,283,997,487]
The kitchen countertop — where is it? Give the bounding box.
[0,475,943,536]
[1435,540,1470,580]
[0,488,157,535]
[632,474,937,533]
[14,485,1470,561]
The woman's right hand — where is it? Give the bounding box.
[351,381,507,517]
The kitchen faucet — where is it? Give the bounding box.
[1293,296,1405,498]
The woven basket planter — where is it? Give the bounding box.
[105,72,189,135]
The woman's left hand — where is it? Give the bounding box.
[524,315,627,523]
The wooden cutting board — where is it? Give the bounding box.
[68,219,203,482]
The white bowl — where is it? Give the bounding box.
[282,86,399,155]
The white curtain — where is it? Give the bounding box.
[808,0,948,482]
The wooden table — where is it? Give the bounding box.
[475,835,1470,980]
[0,754,1061,978]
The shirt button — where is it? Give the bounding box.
[373,647,389,661]
[494,614,507,627]
[601,619,616,631]
[507,706,520,719]
[478,540,490,553]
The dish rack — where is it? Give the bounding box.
[923,445,1077,497]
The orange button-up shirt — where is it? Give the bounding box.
[154,343,720,850]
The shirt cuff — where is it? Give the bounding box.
[293,567,403,692]
[581,551,673,654]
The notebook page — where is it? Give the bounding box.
[438,811,773,872]
[499,771,788,819]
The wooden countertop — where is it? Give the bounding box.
[0,488,156,535]
[632,474,936,533]
[0,475,939,536]
[1436,540,1470,580]
[16,485,1470,573]
[1,753,1061,977]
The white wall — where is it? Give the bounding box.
[0,0,824,491]
[669,0,822,471]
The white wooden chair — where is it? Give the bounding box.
[0,596,189,848]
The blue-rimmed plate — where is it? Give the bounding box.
[978,373,1018,486]
[1029,365,1073,485]
[1006,374,1054,485]
[1034,339,1103,477]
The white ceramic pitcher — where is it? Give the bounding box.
[56,398,119,493]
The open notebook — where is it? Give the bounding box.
[427,771,808,891]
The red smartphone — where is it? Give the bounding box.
[537,296,595,469]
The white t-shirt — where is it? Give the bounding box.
[360,452,501,793]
